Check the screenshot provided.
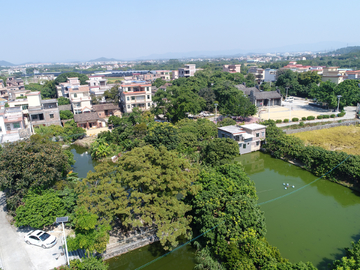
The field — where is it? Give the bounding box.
[106,77,124,84]
[291,125,360,155]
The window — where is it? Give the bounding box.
[147,95,150,99]
[22,104,28,110]
[131,96,135,100]
[50,114,54,119]
[74,93,77,98]
[148,103,150,107]
[262,132,265,137]
[127,97,130,101]
[146,87,149,91]
[256,133,259,137]
[0,126,2,132]
[256,141,260,146]
[13,122,20,128]
[234,135,240,141]
[222,134,225,138]
[127,105,130,109]
[6,124,11,131]
[243,144,246,149]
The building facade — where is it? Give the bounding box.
[223,64,241,73]
[120,81,152,113]
[178,64,196,78]
[217,124,266,155]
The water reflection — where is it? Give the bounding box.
[70,145,98,178]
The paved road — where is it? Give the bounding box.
[0,192,66,270]
[276,106,357,128]
[0,192,35,270]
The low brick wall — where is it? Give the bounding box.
[283,120,360,134]
[102,235,159,260]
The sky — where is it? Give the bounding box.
[1,0,359,64]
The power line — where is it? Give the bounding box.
[134,155,351,270]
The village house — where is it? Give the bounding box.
[0,107,31,144]
[223,64,241,73]
[248,67,264,84]
[74,112,105,129]
[217,123,266,155]
[0,79,9,100]
[92,103,121,118]
[86,75,111,98]
[235,84,282,107]
[178,64,196,78]
[119,80,152,113]
[322,67,346,85]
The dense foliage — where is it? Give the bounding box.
[152,70,256,122]
[60,110,74,120]
[77,145,200,250]
[330,239,360,269]
[25,81,57,99]
[58,96,71,105]
[55,72,89,85]
[0,139,71,213]
[34,120,85,141]
[55,256,108,270]
[190,164,316,269]
[262,120,360,188]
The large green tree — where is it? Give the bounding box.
[0,139,71,213]
[55,72,89,85]
[144,122,179,150]
[103,84,120,103]
[201,138,239,165]
[77,146,200,250]
[15,190,67,228]
[58,96,71,105]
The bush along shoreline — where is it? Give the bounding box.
[261,120,360,191]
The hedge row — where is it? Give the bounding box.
[271,112,346,123]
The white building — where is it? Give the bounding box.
[120,81,152,113]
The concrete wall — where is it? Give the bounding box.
[283,120,360,134]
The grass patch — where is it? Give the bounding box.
[291,125,360,155]
[106,77,124,83]
[281,121,334,130]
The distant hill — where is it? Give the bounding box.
[327,46,360,55]
[88,57,121,62]
[0,60,15,66]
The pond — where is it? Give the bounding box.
[235,152,360,269]
[71,146,360,269]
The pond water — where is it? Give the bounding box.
[235,152,360,269]
[69,145,98,178]
[71,146,360,270]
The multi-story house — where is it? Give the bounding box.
[120,81,152,113]
[0,107,25,135]
[248,67,264,84]
[322,67,345,85]
[264,68,276,82]
[344,70,360,80]
[7,91,61,127]
[27,92,61,128]
[178,64,196,78]
[0,80,9,100]
[172,70,179,80]
[86,75,111,97]
[6,77,25,90]
[217,123,266,155]
[60,77,92,114]
[223,64,241,73]
[155,70,171,81]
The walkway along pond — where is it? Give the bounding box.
[71,146,360,270]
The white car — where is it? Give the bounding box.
[24,230,57,249]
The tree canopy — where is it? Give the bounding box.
[77,145,200,250]
[0,139,71,213]
[55,72,89,85]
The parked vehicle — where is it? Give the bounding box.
[24,230,57,249]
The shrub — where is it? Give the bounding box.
[283,119,289,123]
[299,121,305,127]
[317,115,323,119]
[302,117,307,121]
[276,119,282,123]
[292,118,299,122]
[330,114,336,118]
[323,115,330,119]
[307,116,315,120]
[337,112,345,117]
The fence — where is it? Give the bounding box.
[283,120,360,134]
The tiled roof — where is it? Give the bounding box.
[74,112,101,122]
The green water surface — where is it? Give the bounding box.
[71,146,360,270]
[235,152,360,269]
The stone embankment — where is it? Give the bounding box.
[103,229,158,260]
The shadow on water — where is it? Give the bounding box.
[317,232,360,270]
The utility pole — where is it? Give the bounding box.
[56,217,70,266]
[337,95,342,112]
[214,103,218,123]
